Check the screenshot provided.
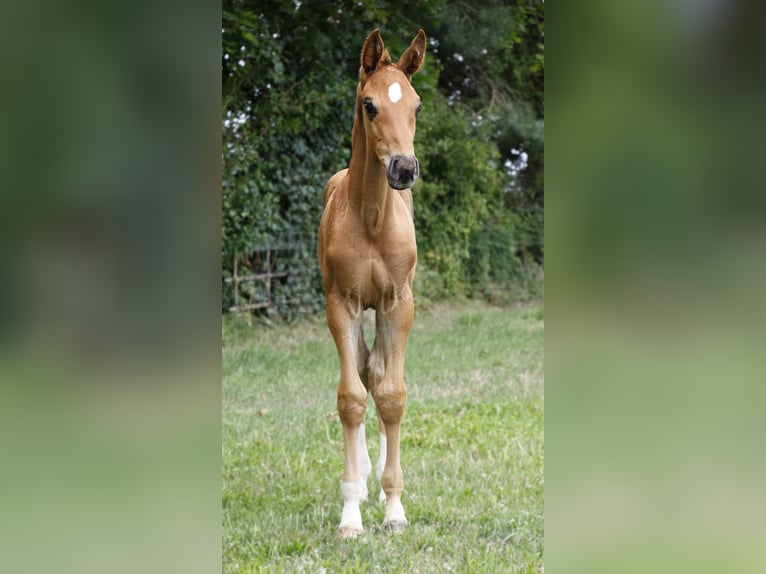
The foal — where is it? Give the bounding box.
[317,28,426,538]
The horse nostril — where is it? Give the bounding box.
[387,157,400,180]
[387,155,419,189]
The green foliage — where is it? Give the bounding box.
[414,93,519,297]
[433,0,544,263]
[222,0,544,316]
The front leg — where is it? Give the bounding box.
[326,291,369,538]
[369,293,413,532]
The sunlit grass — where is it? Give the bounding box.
[223,300,544,572]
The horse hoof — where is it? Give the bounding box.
[383,521,408,534]
[338,526,364,539]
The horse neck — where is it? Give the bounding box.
[347,103,392,232]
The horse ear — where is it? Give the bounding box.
[397,29,427,79]
[361,29,385,76]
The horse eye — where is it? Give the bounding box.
[363,98,377,120]
[416,101,423,116]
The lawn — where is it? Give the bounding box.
[222,300,544,573]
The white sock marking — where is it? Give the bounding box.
[340,479,366,532]
[388,82,402,103]
[384,493,407,524]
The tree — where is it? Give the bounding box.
[427,0,544,262]
[222,0,544,313]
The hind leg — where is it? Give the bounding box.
[375,413,387,504]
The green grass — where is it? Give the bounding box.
[222,300,544,573]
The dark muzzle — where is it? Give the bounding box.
[387,155,420,190]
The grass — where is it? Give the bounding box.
[222,300,544,573]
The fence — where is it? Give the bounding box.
[224,251,288,312]
[222,236,322,317]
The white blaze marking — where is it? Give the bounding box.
[388,82,402,103]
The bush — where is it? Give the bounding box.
[414,94,523,298]
[221,2,543,317]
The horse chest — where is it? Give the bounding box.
[327,237,416,308]
[366,237,415,277]
[362,253,414,311]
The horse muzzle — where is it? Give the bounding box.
[386,155,420,190]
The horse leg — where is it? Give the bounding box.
[369,294,413,532]
[357,318,373,486]
[375,412,387,503]
[326,291,368,538]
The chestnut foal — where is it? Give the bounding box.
[318,28,426,538]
